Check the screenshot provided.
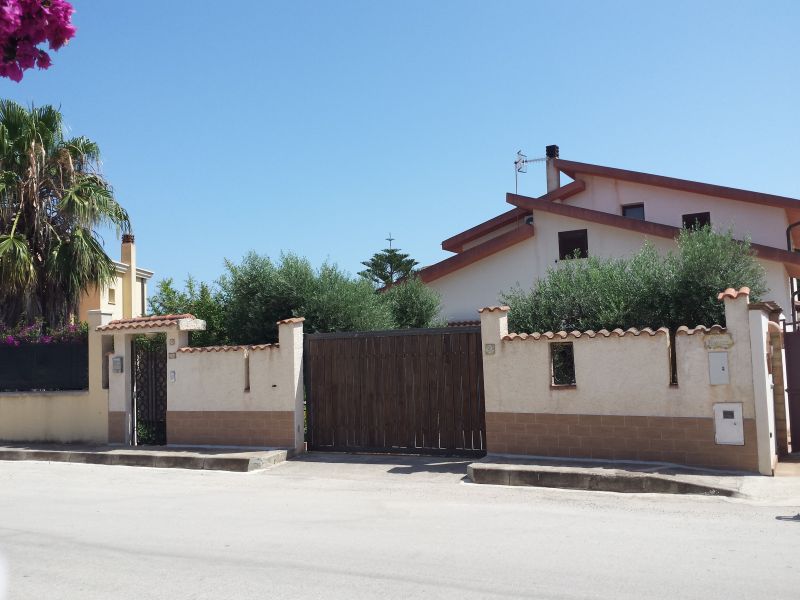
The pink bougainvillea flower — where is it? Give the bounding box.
[0,0,76,81]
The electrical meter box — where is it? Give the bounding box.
[112,356,124,374]
[713,403,744,445]
[708,351,730,385]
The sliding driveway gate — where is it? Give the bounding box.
[304,327,486,456]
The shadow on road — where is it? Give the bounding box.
[292,451,473,475]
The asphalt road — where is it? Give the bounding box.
[1,454,798,599]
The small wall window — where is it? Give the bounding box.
[622,203,645,220]
[558,229,588,260]
[108,288,116,305]
[550,343,576,386]
[682,212,711,230]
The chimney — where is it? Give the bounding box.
[121,233,136,319]
[545,144,560,192]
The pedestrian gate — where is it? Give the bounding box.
[131,336,168,445]
[304,327,486,456]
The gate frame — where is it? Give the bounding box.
[130,335,169,446]
[303,326,486,457]
[783,319,800,453]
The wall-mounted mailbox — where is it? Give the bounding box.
[708,351,729,385]
[713,402,744,445]
[112,356,124,373]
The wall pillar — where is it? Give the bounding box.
[479,306,509,453]
[278,317,306,453]
[747,305,777,475]
[107,332,134,444]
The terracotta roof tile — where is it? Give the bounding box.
[447,320,481,327]
[250,343,280,351]
[276,317,305,325]
[675,325,727,336]
[178,343,280,353]
[502,327,669,341]
[97,314,196,331]
[717,287,751,301]
[478,306,511,314]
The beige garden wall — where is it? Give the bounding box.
[0,310,112,444]
[480,291,776,474]
[167,318,305,451]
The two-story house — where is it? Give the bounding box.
[420,146,800,324]
[78,234,154,322]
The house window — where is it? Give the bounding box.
[682,212,711,230]
[550,343,576,386]
[558,229,588,260]
[622,203,645,220]
[108,288,116,305]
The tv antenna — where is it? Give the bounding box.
[386,233,395,249]
[514,150,546,194]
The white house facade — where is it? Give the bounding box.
[420,146,800,324]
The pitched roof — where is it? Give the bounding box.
[506,192,800,277]
[555,159,800,246]
[418,224,535,283]
[440,181,585,253]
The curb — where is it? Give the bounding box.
[0,447,290,472]
[467,463,737,496]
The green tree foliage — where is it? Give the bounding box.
[148,277,228,347]
[220,252,394,344]
[382,276,442,329]
[150,252,443,346]
[359,247,418,287]
[0,100,130,326]
[502,227,767,333]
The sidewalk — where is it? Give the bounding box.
[469,454,800,503]
[0,443,291,472]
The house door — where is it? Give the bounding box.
[131,335,168,445]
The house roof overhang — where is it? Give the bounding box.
[418,223,535,284]
[507,192,800,278]
[440,180,586,253]
[555,159,800,248]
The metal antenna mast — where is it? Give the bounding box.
[386,233,395,249]
[514,150,546,194]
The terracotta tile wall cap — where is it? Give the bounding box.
[178,343,280,353]
[717,287,750,301]
[478,306,511,314]
[276,317,305,325]
[675,324,727,336]
[96,313,197,331]
[502,327,669,341]
[249,343,280,351]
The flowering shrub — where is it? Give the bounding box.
[0,0,76,81]
[0,320,87,345]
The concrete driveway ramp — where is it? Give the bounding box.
[468,460,739,496]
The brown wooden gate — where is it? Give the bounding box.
[785,324,800,452]
[304,327,486,456]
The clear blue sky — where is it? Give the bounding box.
[4,1,799,293]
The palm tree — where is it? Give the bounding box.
[0,100,130,326]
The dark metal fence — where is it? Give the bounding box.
[0,342,89,392]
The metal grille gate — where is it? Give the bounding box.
[131,337,168,445]
[304,327,486,456]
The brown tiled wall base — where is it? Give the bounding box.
[167,411,295,447]
[108,411,126,443]
[486,412,759,473]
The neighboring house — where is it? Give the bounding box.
[420,146,800,323]
[77,234,154,322]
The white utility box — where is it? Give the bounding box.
[713,403,744,445]
[708,351,730,385]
